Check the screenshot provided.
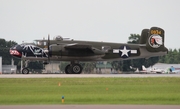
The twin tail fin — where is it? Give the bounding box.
[140,27,167,52]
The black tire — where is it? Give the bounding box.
[22,68,29,74]
[71,64,82,74]
[65,64,72,74]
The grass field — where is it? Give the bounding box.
[0,77,180,105]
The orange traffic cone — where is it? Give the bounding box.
[58,82,61,86]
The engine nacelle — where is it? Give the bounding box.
[49,44,64,56]
[49,44,104,57]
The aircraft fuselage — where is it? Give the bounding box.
[9,27,168,74]
[10,40,167,62]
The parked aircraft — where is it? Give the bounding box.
[10,27,168,74]
[133,65,165,74]
[149,66,180,74]
[134,65,148,74]
[169,66,180,73]
[150,67,165,74]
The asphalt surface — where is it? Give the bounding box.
[1,73,180,78]
[0,74,180,109]
[0,105,180,109]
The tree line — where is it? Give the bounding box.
[0,38,19,65]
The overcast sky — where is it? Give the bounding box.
[0,0,179,49]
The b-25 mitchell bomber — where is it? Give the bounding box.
[10,27,168,74]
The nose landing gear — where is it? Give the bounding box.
[22,67,29,74]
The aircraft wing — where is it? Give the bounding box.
[64,43,105,55]
[64,43,92,49]
[139,44,146,47]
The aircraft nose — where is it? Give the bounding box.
[9,44,22,58]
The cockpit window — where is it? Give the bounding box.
[33,41,37,45]
[33,41,42,46]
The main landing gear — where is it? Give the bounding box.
[21,61,83,74]
[65,63,83,74]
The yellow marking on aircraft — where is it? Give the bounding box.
[151,30,161,35]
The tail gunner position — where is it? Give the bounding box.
[10,27,168,74]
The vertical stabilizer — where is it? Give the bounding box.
[139,29,149,44]
[146,27,165,52]
[140,27,166,52]
[142,65,147,71]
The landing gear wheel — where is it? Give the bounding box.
[65,63,83,74]
[22,68,29,74]
[71,64,82,74]
[65,64,72,74]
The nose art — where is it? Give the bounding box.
[9,45,22,58]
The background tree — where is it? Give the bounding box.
[0,38,20,66]
[159,49,180,64]
[127,34,141,44]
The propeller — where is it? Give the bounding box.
[47,34,50,62]
[42,34,51,65]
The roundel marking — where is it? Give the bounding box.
[119,46,131,58]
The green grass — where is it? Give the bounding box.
[0,77,180,104]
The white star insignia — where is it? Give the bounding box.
[113,46,137,58]
[120,46,130,57]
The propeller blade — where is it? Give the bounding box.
[48,34,50,62]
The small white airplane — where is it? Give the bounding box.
[150,66,180,74]
[134,65,148,74]
[168,66,180,74]
[134,65,166,74]
[150,67,165,74]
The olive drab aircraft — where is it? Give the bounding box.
[10,27,168,74]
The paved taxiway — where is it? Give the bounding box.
[0,74,180,109]
[0,73,180,78]
[0,105,180,109]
